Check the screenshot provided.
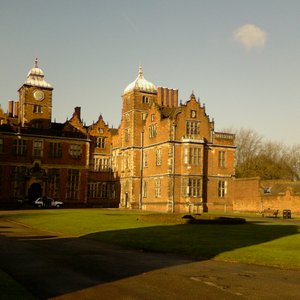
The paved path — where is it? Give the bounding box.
[1,218,300,300]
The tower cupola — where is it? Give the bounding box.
[18,59,53,128]
[123,65,157,95]
[23,58,52,89]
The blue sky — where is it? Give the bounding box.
[0,0,299,145]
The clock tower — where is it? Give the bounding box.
[18,59,53,129]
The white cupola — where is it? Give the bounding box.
[123,65,157,95]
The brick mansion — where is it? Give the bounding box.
[0,60,236,213]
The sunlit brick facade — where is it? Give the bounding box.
[0,62,236,212]
[0,60,119,208]
[112,66,236,213]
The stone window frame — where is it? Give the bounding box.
[125,128,130,142]
[92,156,110,172]
[155,178,161,198]
[183,146,201,165]
[96,137,106,148]
[33,140,43,157]
[218,180,227,198]
[13,139,27,156]
[49,142,62,158]
[149,124,157,138]
[182,177,202,198]
[87,182,114,199]
[66,169,80,200]
[156,148,162,166]
[47,168,60,198]
[218,150,226,168]
[33,105,43,113]
[143,180,148,198]
[186,120,200,136]
[142,95,149,104]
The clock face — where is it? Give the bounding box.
[33,90,44,101]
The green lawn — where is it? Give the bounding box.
[2,209,300,269]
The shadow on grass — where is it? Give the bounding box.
[0,219,299,299]
[83,221,299,260]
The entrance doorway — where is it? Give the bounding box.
[28,183,42,202]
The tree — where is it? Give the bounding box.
[226,128,300,180]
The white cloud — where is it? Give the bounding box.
[233,24,267,49]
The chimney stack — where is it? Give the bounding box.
[8,100,14,117]
[74,106,81,120]
[14,101,19,117]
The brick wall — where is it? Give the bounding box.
[260,190,300,214]
[233,178,261,212]
[232,178,300,215]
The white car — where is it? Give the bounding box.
[34,197,64,208]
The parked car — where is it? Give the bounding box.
[34,197,64,208]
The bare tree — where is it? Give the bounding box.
[285,144,300,180]
[235,128,263,165]
[223,127,300,180]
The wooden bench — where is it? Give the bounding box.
[262,209,279,218]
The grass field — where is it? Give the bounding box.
[2,209,300,270]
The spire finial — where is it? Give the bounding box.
[35,58,38,68]
[138,64,143,77]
